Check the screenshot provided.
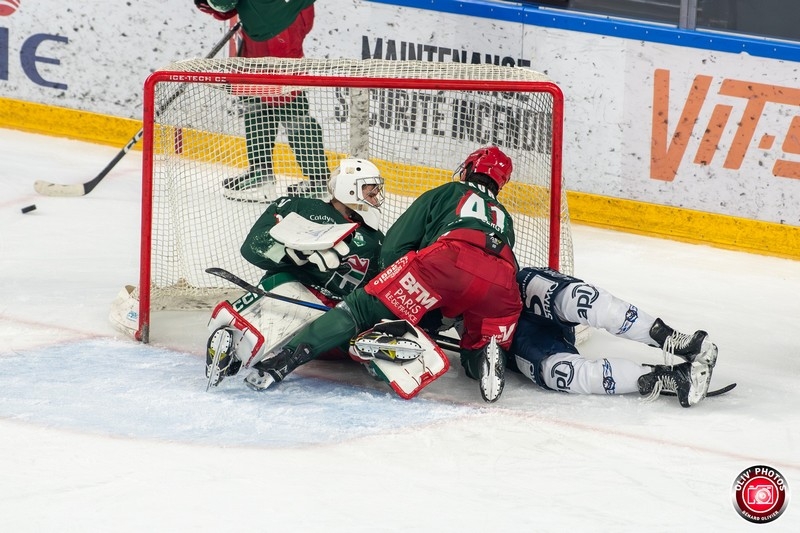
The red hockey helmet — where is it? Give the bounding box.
[457,146,513,191]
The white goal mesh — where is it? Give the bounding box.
[136,58,572,342]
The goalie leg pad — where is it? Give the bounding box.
[350,320,450,399]
[208,301,266,368]
[230,277,326,365]
[109,285,139,338]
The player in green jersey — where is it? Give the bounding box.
[243,146,523,402]
[205,158,385,386]
[195,0,328,202]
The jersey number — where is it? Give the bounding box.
[457,192,507,232]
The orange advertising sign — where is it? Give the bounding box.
[651,68,800,181]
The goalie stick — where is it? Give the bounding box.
[33,21,242,198]
[661,382,737,398]
[205,267,462,352]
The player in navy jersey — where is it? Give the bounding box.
[510,266,718,407]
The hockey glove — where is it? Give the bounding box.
[194,0,238,21]
[285,241,350,272]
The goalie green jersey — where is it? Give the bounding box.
[380,181,516,267]
[241,196,384,301]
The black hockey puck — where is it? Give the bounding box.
[21,204,37,214]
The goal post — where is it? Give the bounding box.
[135,58,572,343]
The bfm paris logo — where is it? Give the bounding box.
[0,1,20,17]
[731,465,790,523]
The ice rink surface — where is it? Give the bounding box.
[1,129,798,532]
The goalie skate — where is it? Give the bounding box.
[244,344,314,391]
[205,327,241,390]
[351,331,424,362]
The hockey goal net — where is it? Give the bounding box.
[135,58,573,342]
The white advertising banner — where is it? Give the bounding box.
[0,0,227,116]
[1,0,798,224]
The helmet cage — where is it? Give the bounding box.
[329,159,385,212]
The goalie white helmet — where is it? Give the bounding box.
[328,158,384,230]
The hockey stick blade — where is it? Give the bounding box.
[34,180,91,197]
[660,382,737,398]
[34,130,143,197]
[35,22,242,198]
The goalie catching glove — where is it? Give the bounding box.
[285,241,350,272]
[269,212,357,272]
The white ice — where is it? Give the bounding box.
[1,128,798,532]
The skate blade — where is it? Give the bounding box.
[206,349,223,392]
[686,362,712,406]
[244,370,275,391]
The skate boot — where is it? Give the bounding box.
[286,178,328,199]
[350,321,425,362]
[478,337,506,403]
[649,318,718,367]
[222,165,276,203]
[638,362,712,408]
[206,327,242,388]
[244,344,314,391]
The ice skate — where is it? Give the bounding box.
[286,179,328,199]
[351,329,424,362]
[244,344,313,391]
[479,337,506,403]
[638,361,712,408]
[206,327,242,388]
[222,165,276,203]
[649,318,718,367]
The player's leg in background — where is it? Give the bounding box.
[221,96,279,202]
[278,93,330,197]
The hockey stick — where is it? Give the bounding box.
[205,267,462,351]
[206,267,330,312]
[660,382,737,398]
[33,21,242,198]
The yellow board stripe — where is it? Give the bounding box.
[568,191,800,259]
